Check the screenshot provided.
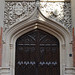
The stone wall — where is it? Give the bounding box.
[0,0,4,67]
[71,0,75,67]
[73,27,75,66]
[0,28,2,66]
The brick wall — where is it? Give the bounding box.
[0,27,2,66]
[73,27,75,66]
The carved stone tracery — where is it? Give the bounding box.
[4,1,72,32]
[40,2,72,32]
[4,2,36,30]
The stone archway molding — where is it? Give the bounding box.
[1,6,74,75]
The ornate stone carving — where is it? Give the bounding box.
[40,2,72,32]
[4,1,72,32]
[14,2,24,15]
[4,1,36,31]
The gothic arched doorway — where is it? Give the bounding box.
[15,29,60,75]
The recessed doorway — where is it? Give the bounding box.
[15,29,60,75]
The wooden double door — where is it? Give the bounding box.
[15,29,60,75]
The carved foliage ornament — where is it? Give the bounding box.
[40,2,72,32]
[4,2,72,32]
[4,2,36,31]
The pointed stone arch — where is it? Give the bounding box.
[2,7,73,75]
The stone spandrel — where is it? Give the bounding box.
[40,2,72,32]
[4,1,72,32]
[4,1,36,31]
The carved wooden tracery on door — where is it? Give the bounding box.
[15,29,60,75]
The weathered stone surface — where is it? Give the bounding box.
[40,2,72,32]
[4,1,36,31]
[4,1,72,32]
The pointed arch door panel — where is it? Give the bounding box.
[15,29,60,75]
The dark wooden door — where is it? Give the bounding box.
[15,29,60,75]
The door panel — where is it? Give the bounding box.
[15,29,60,75]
